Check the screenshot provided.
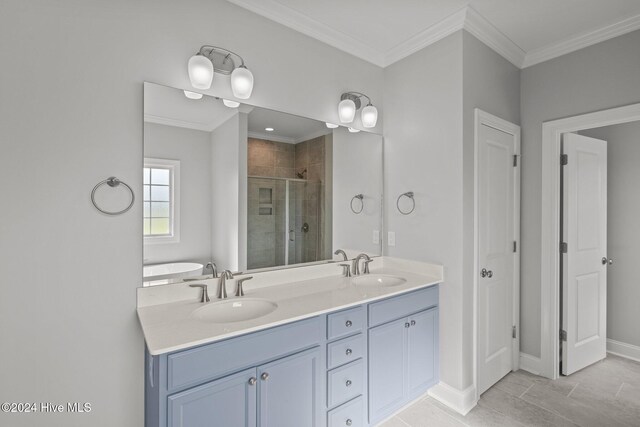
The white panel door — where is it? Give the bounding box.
[561,133,608,376]
[478,123,516,395]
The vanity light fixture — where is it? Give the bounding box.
[223,99,240,108]
[183,90,203,100]
[187,45,254,99]
[338,91,378,127]
[348,127,360,133]
[325,122,339,129]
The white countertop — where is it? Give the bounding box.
[137,257,443,355]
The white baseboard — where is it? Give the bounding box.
[519,352,542,375]
[427,382,477,415]
[607,339,640,363]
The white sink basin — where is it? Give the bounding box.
[193,298,278,323]
[352,275,407,287]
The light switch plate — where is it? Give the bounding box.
[373,230,380,244]
[388,232,396,247]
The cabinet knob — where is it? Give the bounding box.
[346,419,353,426]
[345,380,352,387]
[345,348,353,356]
[405,322,410,328]
[345,320,353,327]
[261,372,269,381]
[411,320,416,326]
[248,377,257,386]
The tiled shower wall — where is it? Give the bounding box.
[247,136,330,269]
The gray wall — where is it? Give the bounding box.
[0,1,383,425]
[144,122,213,266]
[581,122,640,348]
[520,29,640,357]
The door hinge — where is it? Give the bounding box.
[561,154,568,165]
[560,329,567,341]
[512,325,517,339]
[560,242,568,253]
[513,155,518,167]
[513,241,517,253]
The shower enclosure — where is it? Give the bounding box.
[247,176,325,270]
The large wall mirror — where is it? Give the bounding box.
[143,82,383,284]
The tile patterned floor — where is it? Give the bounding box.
[380,354,640,427]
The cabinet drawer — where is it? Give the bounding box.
[328,396,364,427]
[369,286,438,327]
[327,334,364,370]
[167,317,322,391]
[327,306,365,340]
[327,359,364,408]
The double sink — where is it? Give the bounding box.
[192,274,407,324]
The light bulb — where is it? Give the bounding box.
[223,99,240,108]
[361,104,378,128]
[348,127,360,133]
[338,99,356,123]
[188,54,214,90]
[231,66,254,99]
[325,122,339,129]
[183,90,203,100]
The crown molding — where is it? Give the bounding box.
[226,0,385,66]
[383,7,467,67]
[463,7,526,68]
[522,12,640,68]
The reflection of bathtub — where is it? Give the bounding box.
[143,262,203,282]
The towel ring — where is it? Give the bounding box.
[91,177,135,216]
[396,191,415,215]
[350,194,364,214]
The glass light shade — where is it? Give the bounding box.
[338,99,356,123]
[325,122,339,129]
[348,127,360,133]
[361,104,378,128]
[223,99,240,108]
[231,66,254,99]
[183,90,203,100]
[188,54,214,90]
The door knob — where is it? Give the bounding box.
[609,258,614,265]
[481,268,493,278]
[261,372,269,381]
[602,257,607,265]
[248,377,257,386]
[345,348,352,356]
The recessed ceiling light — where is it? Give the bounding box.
[183,90,203,100]
[223,99,240,108]
[265,127,274,132]
[325,122,339,128]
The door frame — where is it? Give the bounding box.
[540,102,640,379]
[473,108,521,399]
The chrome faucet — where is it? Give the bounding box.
[203,262,218,278]
[334,249,348,261]
[217,270,234,299]
[235,276,253,297]
[353,253,372,275]
[189,284,210,303]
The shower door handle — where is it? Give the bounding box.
[289,230,295,242]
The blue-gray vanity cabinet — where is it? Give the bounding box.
[167,368,257,427]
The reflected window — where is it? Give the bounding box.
[144,158,180,243]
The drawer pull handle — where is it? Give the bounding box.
[248,377,257,386]
[345,348,353,356]
[345,320,353,327]
[346,419,353,426]
[411,320,416,326]
[345,380,352,387]
[261,372,269,381]
[405,322,410,328]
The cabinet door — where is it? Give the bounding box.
[168,368,257,427]
[257,347,321,427]
[368,317,407,423]
[407,308,438,397]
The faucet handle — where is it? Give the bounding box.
[339,264,352,277]
[235,276,253,296]
[363,259,373,274]
[189,284,210,303]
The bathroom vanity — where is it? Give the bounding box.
[138,258,442,427]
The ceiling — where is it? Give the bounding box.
[144,83,327,143]
[226,0,640,67]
